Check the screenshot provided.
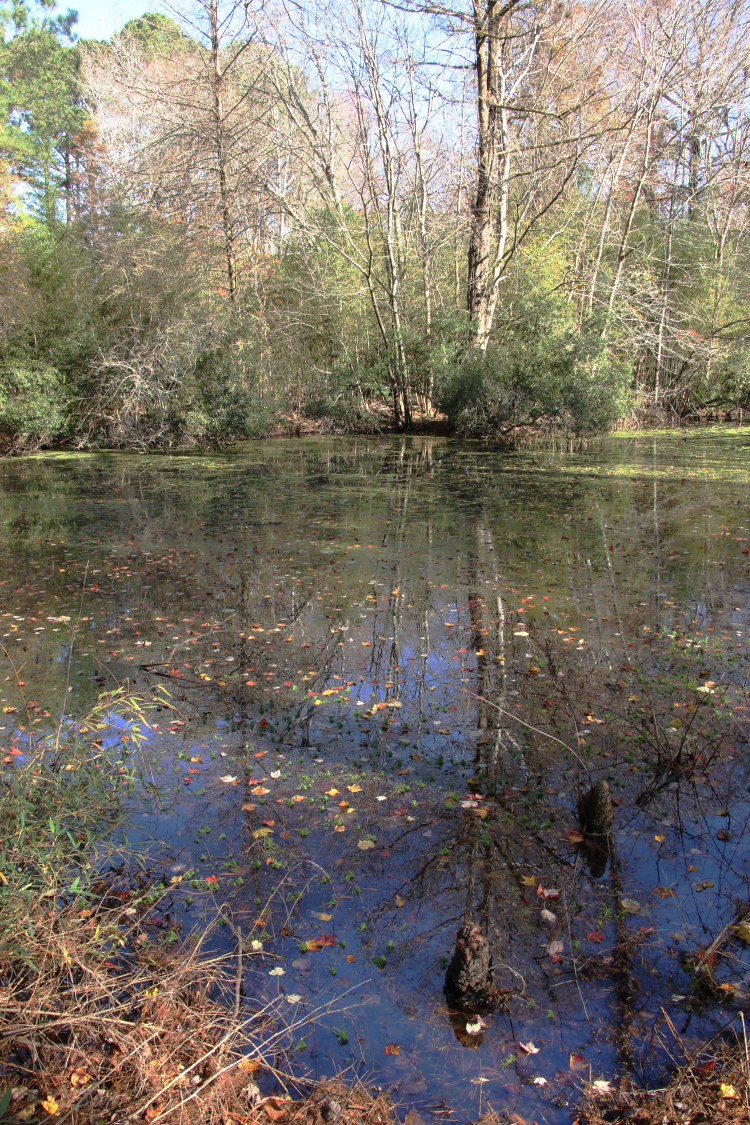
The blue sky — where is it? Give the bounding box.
[69,0,157,41]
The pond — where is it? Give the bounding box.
[1,431,749,1123]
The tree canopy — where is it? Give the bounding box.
[1,0,749,450]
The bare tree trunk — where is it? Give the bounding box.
[209,0,237,303]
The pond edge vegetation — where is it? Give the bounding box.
[3,0,750,454]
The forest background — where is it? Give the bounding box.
[1,0,749,451]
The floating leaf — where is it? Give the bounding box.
[465,1017,487,1034]
[537,885,559,899]
[219,775,239,784]
[569,1053,587,1071]
[620,898,641,914]
[251,786,270,796]
[519,1040,540,1054]
[587,931,604,943]
[384,1042,401,1055]
[719,1083,738,1099]
[540,908,557,926]
[268,967,285,976]
[520,874,537,887]
[733,921,750,945]
[357,839,375,850]
[532,1076,547,1086]
[394,894,406,907]
[253,827,273,839]
[654,886,676,898]
[305,934,336,951]
[547,939,564,957]
[590,1080,612,1095]
[285,994,302,1004]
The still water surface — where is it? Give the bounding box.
[1,432,749,1122]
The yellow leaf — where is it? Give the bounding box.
[719,1083,738,1099]
[520,874,537,887]
[348,784,362,793]
[733,921,750,945]
[253,827,273,839]
[41,1097,60,1115]
[326,788,339,796]
[654,834,665,843]
[394,894,406,907]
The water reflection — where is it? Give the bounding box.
[0,435,748,1122]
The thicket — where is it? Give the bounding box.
[1,0,749,451]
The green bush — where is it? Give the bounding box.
[437,297,630,436]
[0,362,68,451]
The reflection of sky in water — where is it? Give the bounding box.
[0,436,748,1122]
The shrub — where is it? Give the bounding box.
[437,296,630,436]
[0,362,68,452]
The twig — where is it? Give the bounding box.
[457,685,593,779]
[234,924,243,1019]
[695,901,750,978]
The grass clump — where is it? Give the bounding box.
[0,689,271,1123]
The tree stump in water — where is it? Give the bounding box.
[444,922,493,1008]
[578,779,614,836]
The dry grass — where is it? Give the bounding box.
[1,889,268,1123]
[0,879,394,1125]
[575,1025,750,1125]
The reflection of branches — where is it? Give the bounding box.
[459,685,593,781]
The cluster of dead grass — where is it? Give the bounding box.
[1,891,258,1123]
[0,884,399,1125]
[575,1030,750,1125]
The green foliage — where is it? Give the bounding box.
[0,688,148,959]
[0,1,88,227]
[438,295,630,436]
[119,12,188,53]
[0,361,67,450]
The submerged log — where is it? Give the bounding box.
[578,779,614,837]
[444,922,493,1007]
